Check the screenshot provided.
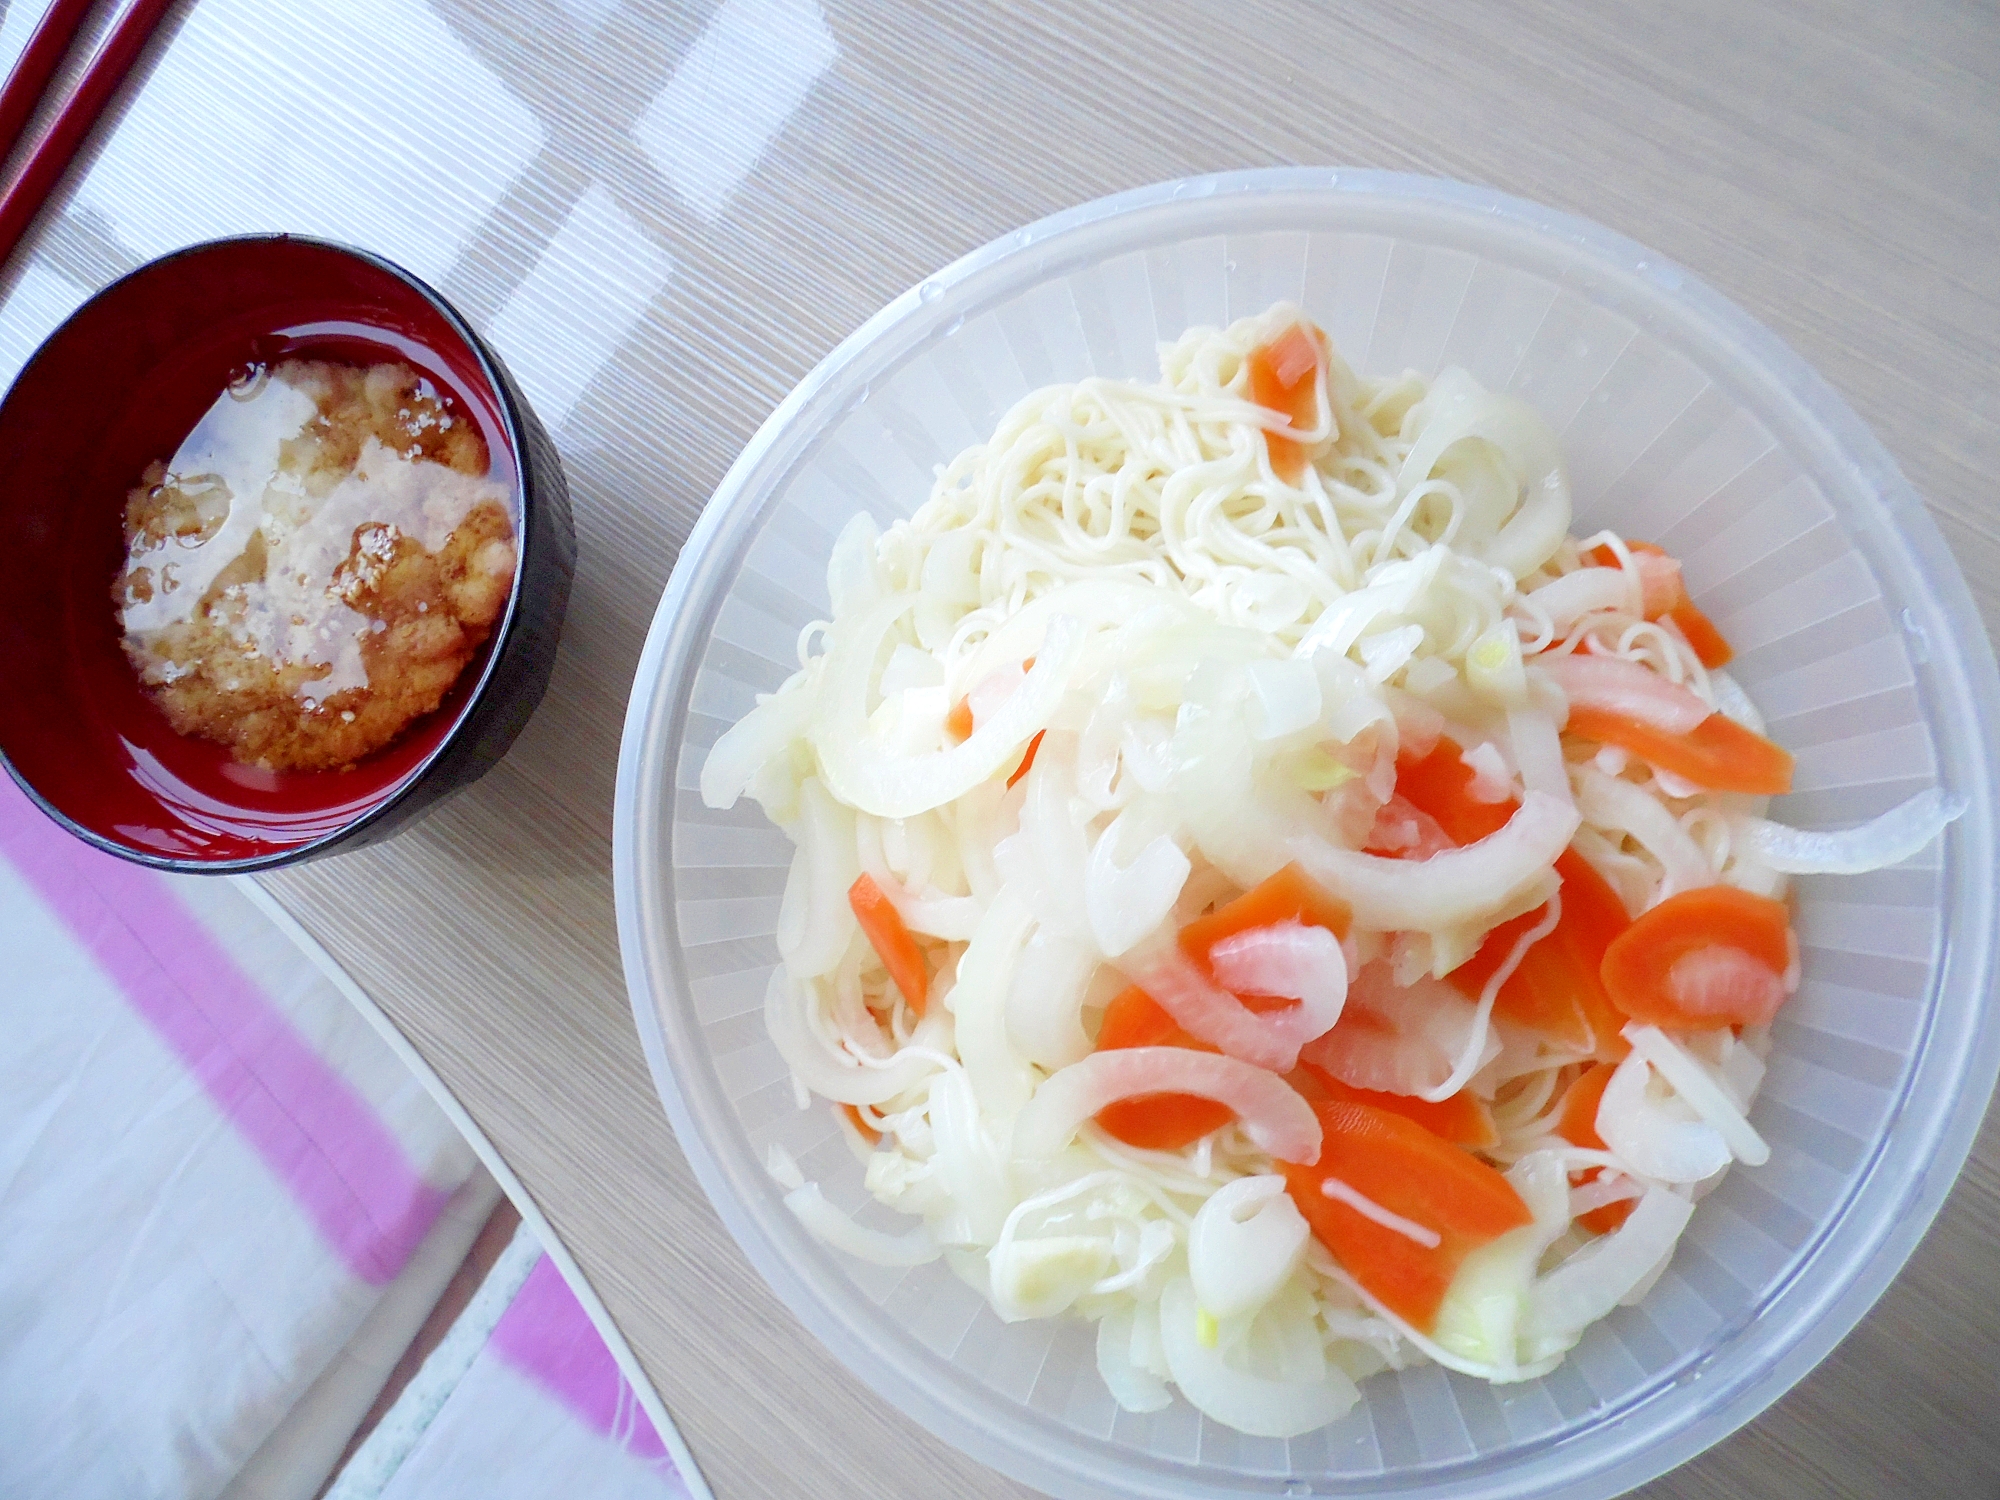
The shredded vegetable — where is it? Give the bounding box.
[702,304,1960,1436]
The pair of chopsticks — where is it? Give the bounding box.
[0,0,177,268]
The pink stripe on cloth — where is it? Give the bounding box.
[491,1255,676,1468]
[0,777,447,1285]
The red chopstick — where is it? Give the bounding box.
[0,0,96,166]
[0,0,179,268]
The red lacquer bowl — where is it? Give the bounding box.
[0,236,575,870]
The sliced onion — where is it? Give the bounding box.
[1461,741,1514,803]
[994,754,1092,943]
[949,891,1038,1120]
[1527,567,1634,633]
[1301,961,1487,1096]
[826,510,884,617]
[1243,658,1323,741]
[1159,1276,1360,1438]
[776,778,859,979]
[1365,794,1455,858]
[701,675,815,810]
[988,1233,1115,1320]
[1538,653,1709,734]
[1740,788,1965,875]
[812,598,1083,819]
[1086,820,1192,958]
[1013,1048,1321,1165]
[1289,791,1579,932]
[1508,708,1571,808]
[1189,1175,1310,1319]
[1209,922,1348,1042]
[1007,928,1098,1070]
[1384,687,1445,760]
[1575,767,1714,901]
[1527,1186,1691,1344]
[764,968,948,1106]
[1116,937,1326,1073]
[1096,1305,1172,1413]
[1399,376,1571,579]
[786,1183,941,1266]
[1708,669,1766,733]
[1596,1049,1731,1182]
[1624,1025,1770,1166]
[964,661,1026,730]
[930,1067,1013,1246]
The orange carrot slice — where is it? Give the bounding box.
[1667,598,1733,668]
[1295,1060,1499,1150]
[1281,1095,1533,1329]
[1486,850,1632,1061]
[1599,885,1794,1029]
[1005,729,1046,790]
[1178,862,1352,972]
[1245,324,1322,482]
[1393,737,1515,845]
[1092,985,1234,1149]
[1554,1062,1634,1233]
[1401,738,1634,1059]
[847,874,928,1015]
[1564,706,1792,796]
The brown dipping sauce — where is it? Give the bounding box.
[112,358,518,772]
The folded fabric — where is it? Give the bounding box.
[329,1226,693,1500]
[0,778,484,1500]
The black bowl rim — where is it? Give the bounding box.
[0,231,544,873]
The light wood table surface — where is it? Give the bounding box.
[7,0,1996,1495]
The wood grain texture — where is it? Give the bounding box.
[231,1,2000,1496]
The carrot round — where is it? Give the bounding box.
[1295,1061,1499,1150]
[1554,1063,1634,1233]
[1092,985,1234,1149]
[1564,705,1792,796]
[1179,862,1352,971]
[1599,884,1795,1029]
[1487,850,1632,1060]
[1245,324,1322,482]
[1281,1096,1533,1330]
[847,874,928,1015]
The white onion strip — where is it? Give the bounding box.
[1539,653,1709,733]
[1528,1186,1691,1341]
[1624,1024,1770,1166]
[1289,791,1580,932]
[1320,1176,1441,1248]
[1013,1048,1322,1165]
[812,599,1084,819]
[785,1183,942,1266]
[1740,788,1965,875]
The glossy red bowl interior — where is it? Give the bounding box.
[0,237,540,868]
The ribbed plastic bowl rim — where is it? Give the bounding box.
[613,168,2000,1500]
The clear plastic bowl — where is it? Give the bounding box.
[614,170,2000,1499]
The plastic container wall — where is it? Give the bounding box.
[615,171,2000,1500]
